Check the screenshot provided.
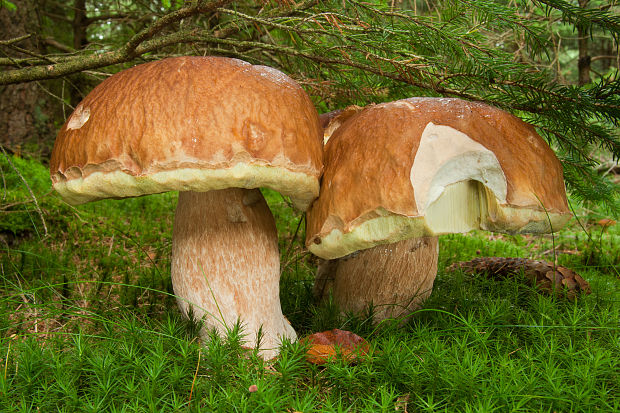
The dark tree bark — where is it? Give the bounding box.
[0,0,68,156]
[0,0,44,151]
[577,0,591,85]
[70,0,88,107]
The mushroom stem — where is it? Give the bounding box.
[171,188,296,359]
[314,237,438,323]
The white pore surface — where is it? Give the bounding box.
[52,163,319,210]
[411,122,507,214]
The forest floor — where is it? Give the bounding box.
[1,154,618,412]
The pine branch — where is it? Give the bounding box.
[85,12,133,25]
[531,0,620,38]
[123,1,224,56]
[42,38,75,53]
[0,0,233,85]
[0,34,32,46]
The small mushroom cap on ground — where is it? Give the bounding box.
[50,56,322,209]
[307,97,571,259]
[301,329,370,365]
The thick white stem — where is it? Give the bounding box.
[171,188,296,359]
[315,237,438,323]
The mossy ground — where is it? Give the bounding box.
[1,154,618,412]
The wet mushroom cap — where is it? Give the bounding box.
[50,56,323,209]
[306,97,571,259]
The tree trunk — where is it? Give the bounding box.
[70,0,88,107]
[577,0,591,85]
[0,0,42,151]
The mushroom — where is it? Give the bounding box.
[307,98,572,322]
[318,105,362,144]
[50,56,323,358]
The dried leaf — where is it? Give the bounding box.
[596,218,616,227]
[302,329,369,365]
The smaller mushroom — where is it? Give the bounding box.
[307,98,572,322]
[318,106,363,144]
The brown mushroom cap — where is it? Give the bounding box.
[50,56,322,210]
[319,106,364,144]
[307,98,571,259]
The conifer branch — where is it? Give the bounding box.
[532,0,620,37]
[0,34,32,46]
[0,0,232,85]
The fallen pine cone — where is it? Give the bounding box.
[447,257,591,299]
[301,329,370,365]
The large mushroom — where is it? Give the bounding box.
[50,56,323,358]
[307,98,572,322]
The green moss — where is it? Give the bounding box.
[0,157,618,412]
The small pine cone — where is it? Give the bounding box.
[447,257,591,299]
